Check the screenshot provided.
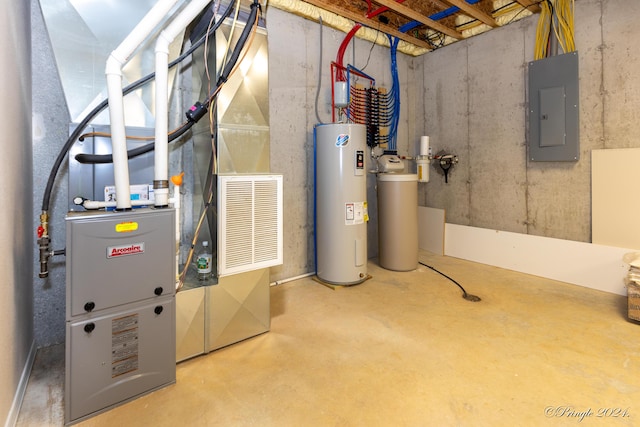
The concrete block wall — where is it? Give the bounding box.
[420,0,640,243]
[29,0,635,348]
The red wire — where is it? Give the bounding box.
[335,0,408,80]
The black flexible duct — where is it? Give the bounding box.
[41,0,236,211]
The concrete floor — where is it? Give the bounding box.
[17,251,640,426]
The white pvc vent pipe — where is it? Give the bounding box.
[105,0,181,210]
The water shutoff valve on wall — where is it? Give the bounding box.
[433,152,458,184]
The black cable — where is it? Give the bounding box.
[74,121,193,164]
[545,0,554,57]
[215,0,260,90]
[360,23,380,72]
[503,0,545,26]
[493,0,544,15]
[458,0,546,29]
[73,0,260,166]
[41,0,237,212]
[419,261,481,302]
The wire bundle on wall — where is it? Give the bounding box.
[348,85,393,148]
[364,87,380,147]
[330,63,394,150]
[371,88,394,148]
[348,83,369,123]
[535,0,575,59]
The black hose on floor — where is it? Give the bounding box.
[419,261,481,302]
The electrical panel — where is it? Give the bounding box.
[528,51,579,162]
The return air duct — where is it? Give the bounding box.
[218,174,283,277]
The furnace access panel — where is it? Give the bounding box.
[65,208,176,424]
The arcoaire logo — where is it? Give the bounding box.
[107,243,145,258]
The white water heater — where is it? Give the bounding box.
[315,123,367,285]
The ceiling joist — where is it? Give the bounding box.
[279,1,541,54]
[303,0,436,49]
[443,0,497,27]
[373,0,463,39]
[514,0,541,13]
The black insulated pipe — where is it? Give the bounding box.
[41,0,237,211]
[74,121,192,164]
[215,0,260,89]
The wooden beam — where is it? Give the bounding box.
[302,0,437,49]
[514,0,541,13]
[372,0,464,39]
[443,0,498,27]
[428,0,452,9]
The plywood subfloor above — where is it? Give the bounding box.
[269,0,540,55]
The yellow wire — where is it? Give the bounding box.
[535,1,550,59]
[534,0,575,60]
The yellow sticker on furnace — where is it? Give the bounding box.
[115,222,138,233]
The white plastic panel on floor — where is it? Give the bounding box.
[418,207,445,255]
[445,223,632,296]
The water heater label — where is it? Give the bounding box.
[335,134,350,147]
[346,203,354,221]
[345,202,365,225]
[107,242,145,258]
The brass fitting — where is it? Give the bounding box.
[37,211,50,278]
[38,236,50,278]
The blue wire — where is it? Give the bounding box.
[397,0,483,35]
[387,34,400,152]
[399,21,421,33]
[381,0,485,153]
[386,1,486,151]
[431,0,482,21]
